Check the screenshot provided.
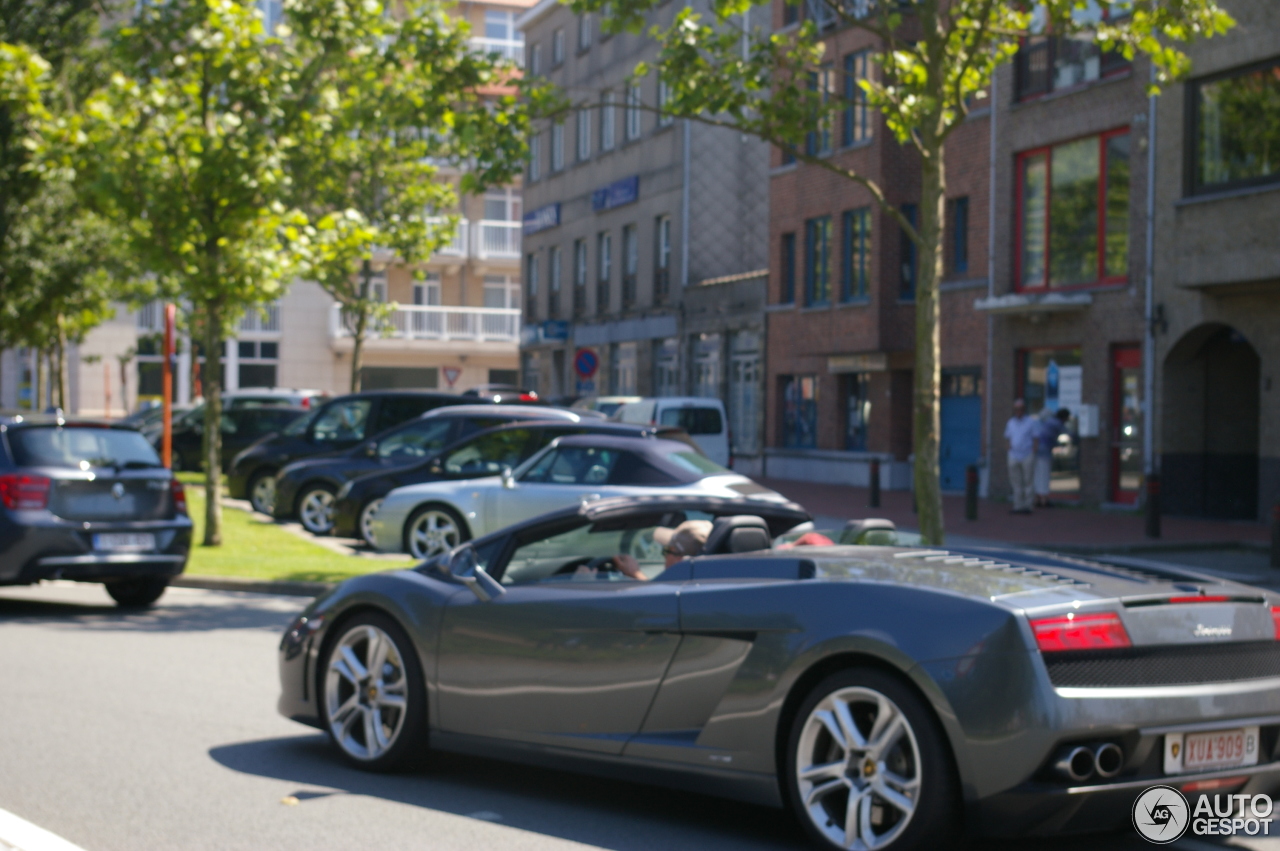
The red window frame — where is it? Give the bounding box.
[1014,127,1130,292]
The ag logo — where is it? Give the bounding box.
[1133,785,1190,844]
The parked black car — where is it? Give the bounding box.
[0,417,191,607]
[332,419,694,546]
[159,406,307,473]
[273,406,590,535]
[227,391,479,515]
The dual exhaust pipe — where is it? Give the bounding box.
[1053,742,1124,783]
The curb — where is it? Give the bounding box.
[172,575,334,597]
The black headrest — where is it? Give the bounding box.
[840,518,897,545]
[704,515,772,555]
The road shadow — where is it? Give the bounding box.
[0,590,299,633]
[210,734,809,851]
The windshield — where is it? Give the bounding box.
[283,410,318,436]
[8,427,162,469]
[659,406,723,435]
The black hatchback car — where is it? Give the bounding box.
[159,406,307,473]
[332,419,692,546]
[0,417,191,607]
[227,391,475,515]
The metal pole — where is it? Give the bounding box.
[162,303,175,469]
[869,458,881,508]
[1143,62,1158,509]
[965,464,979,521]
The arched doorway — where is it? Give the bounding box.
[1162,324,1260,519]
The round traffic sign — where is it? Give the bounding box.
[574,348,599,378]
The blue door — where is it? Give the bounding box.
[940,395,981,491]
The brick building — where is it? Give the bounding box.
[763,4,991,491]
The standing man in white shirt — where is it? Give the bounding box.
[1004,399,1038,514]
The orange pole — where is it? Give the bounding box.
[162,303,175,468]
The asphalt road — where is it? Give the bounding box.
[0,581,1273,851]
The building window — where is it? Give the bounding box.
[842,373,870,451]
[551,28,564,65]
[622,224,638,308]
[528,132,541,181]
[657,78,674,127]
[549,246,562,317]
[654,337,679,396]
[625,84,642,140]
[729,331,761,456]
[951,196,969,275]
[481,11,524,65]
[550,121,564,171]
[577,13,592,51]
[782,0,799,27]
[596,231,612,314]
[573,239,587,316]
[577,107,591,162]
[483,275,520,310]
[484,186,521,222]
[1015,35,1130,102]
[600,92,616,150]
[1191,58,1280,195]
[843,50,871,146]
[654,215,671,302]
[526,253,539,319]
[781,375,818,449]
[611,341,637,395]
[899,203,917,300]
[841,207,871,301]
[803,0,836,31]
[413,274,441,306]
[780,231,796,303]
[805,66,833,156]
[804,216,832,306]
[692,333,722,399]
[530,42,542,75]
[237,340,279,388]
[1017,129,1129,290]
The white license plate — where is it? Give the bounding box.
[92,533,156,553]
[1164,726,1260,774]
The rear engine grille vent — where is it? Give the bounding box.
[1046,641,1280,688]
[909,551,1090,588]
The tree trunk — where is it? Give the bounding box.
[201,301,224,547]
[349,261,374,393]
[912,145,947,545]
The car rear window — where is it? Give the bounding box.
[659,407,723,435]
[8,427,161,469]
[664,450,730,477]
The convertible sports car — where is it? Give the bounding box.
[280,495,1280,849]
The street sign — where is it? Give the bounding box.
[574,348,599,379]
[443,366,462,388]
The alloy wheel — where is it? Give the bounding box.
[795,686,922,850]
[299,488,336,534]
[359,498,384,547]
[250,476,276,515]
[407,509,461,559]
[324,624,409,762]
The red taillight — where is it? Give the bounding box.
[0,474,52,510]
[1030,612,1132,653]
[1167,595,1231,604]
[301,397,311,409]
[1271,607,1280,640]
[519,392,538,402]
[170,478,187,515]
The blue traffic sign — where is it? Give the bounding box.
[574,348,599,378]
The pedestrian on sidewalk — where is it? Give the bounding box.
[1004,399,1037,514]
[1033,407,1071,508]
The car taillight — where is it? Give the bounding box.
[1030,612,1132,653]
[1271,607,1280,640]
[170,478,188,515]
[301,397,311,409]
[0,474,52,510]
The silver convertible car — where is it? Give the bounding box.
[279,495,1280,851]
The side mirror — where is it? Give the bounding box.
[501,466,516,490]
[448,545,503,602]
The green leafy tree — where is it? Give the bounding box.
[576,0,1232,543]
[288,0,541,392]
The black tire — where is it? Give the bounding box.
[105,577,170,608]
[401,503,469,559]
[319,611,427,772]
[783,667,960,851]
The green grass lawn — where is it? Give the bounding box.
[180,478,416,583]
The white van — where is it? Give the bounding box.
[611,397,731,467]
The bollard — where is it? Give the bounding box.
[1271,503,1280,569]
[868,459,881,508]
[1145,474,1161,539]
[965,465,979,521]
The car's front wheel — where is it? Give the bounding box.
[248,471,276,516]
[358,498,384,548]
[105,577,169,608]
[321,612,426,771]
[784,668,959,851]
[403,504,467,559]
[297,484,337,535]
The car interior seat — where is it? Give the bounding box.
[840,518,897,545]
[703,515,772,554]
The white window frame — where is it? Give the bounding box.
[528,132,541,181]
[413,274,442,306]
[551,121,565,171]
[552,28,564,65]
[600,91,616,150]
[550,246,562,291]
[656,215,671,270]
[577,107,592,162]
[577,13,592,50]
[530,43,542,75]
[625,84,642,140]
[657,79,674,127]
[597,231,612,282]
[526,253,539,298]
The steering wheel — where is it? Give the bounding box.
[552,555,618,576]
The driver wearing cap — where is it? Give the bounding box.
[603,519,713,581]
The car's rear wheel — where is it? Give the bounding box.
[298,484,337,535]
[784,668,959,851]
[321,612,425,771]
[359,498,384,548]
[105,577,169,608]
[403,505,466,560]
[248,471,276,516]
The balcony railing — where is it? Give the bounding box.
[240,302,281,333]
[473,220,521,260]
[471,37,524,66]
[330,304,520,343]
